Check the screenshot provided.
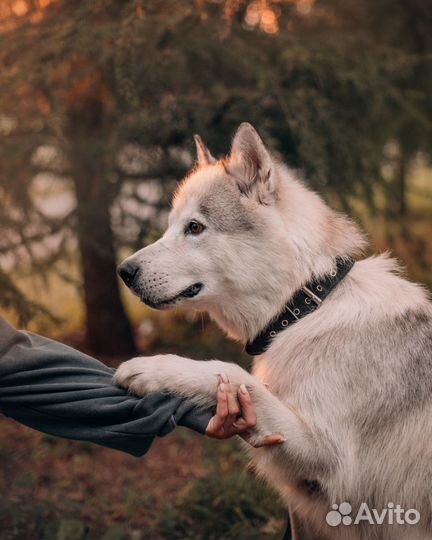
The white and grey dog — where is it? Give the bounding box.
[115,123,432,540]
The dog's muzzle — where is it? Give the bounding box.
[118,260,203,309]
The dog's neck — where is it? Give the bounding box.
[209,255,339,342]
[207,181,366,343]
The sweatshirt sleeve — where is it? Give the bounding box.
[0,317,213,457]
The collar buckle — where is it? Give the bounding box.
[301,286,323,306]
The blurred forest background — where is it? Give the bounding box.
[0,1,431,539]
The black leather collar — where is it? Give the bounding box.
[245,257,355,356]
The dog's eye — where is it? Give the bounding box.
[185,220,205,236]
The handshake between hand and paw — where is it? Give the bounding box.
[205,374,287,448]
[114,354,285,449]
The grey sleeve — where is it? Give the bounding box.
[0,317,213,457]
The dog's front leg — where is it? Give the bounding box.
[114,354,250,408]
[115,355,328,476]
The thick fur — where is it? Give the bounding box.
[115,123,432,540]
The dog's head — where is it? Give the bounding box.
[118,123,363,338]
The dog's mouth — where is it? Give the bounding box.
[141,283,203,310]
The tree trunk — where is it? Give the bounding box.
[396,150,407,218]
[70,142,136,356]
[385,143,408,222]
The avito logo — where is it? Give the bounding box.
[326,502,420,527]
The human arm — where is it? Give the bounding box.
[0,316,213,457]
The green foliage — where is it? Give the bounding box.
[159,472,284,540]
[57,519,87,540]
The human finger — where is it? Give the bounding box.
[224,381,241,428]
[232,384,257,431]
[205,380,229,436]
[249,433,287,448]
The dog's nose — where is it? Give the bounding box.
[118,261,139,286]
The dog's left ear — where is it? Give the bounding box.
[194,134,216,166]
[228,123,276,204]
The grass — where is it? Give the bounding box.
[155,436,286,540]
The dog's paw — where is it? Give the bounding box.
[114,355,179,396]
[114,357,152,395]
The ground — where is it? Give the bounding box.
[0,414,285,540]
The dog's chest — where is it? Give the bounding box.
[251,335,331,405]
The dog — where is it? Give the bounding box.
[115,123,432,540]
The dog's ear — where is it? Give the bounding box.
[194,134,216,166]
[228,123,276,204]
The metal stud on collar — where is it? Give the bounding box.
[287,307,299,319]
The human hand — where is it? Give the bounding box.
[205,375,286,448]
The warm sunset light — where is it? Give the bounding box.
[296,0,313,15]
[244,0,315,34]
[245,1,280,33]
[0,0,58,31]
[11,0,28,17]
[261,8,278,33]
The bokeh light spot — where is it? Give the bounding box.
[12,1,28,17]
